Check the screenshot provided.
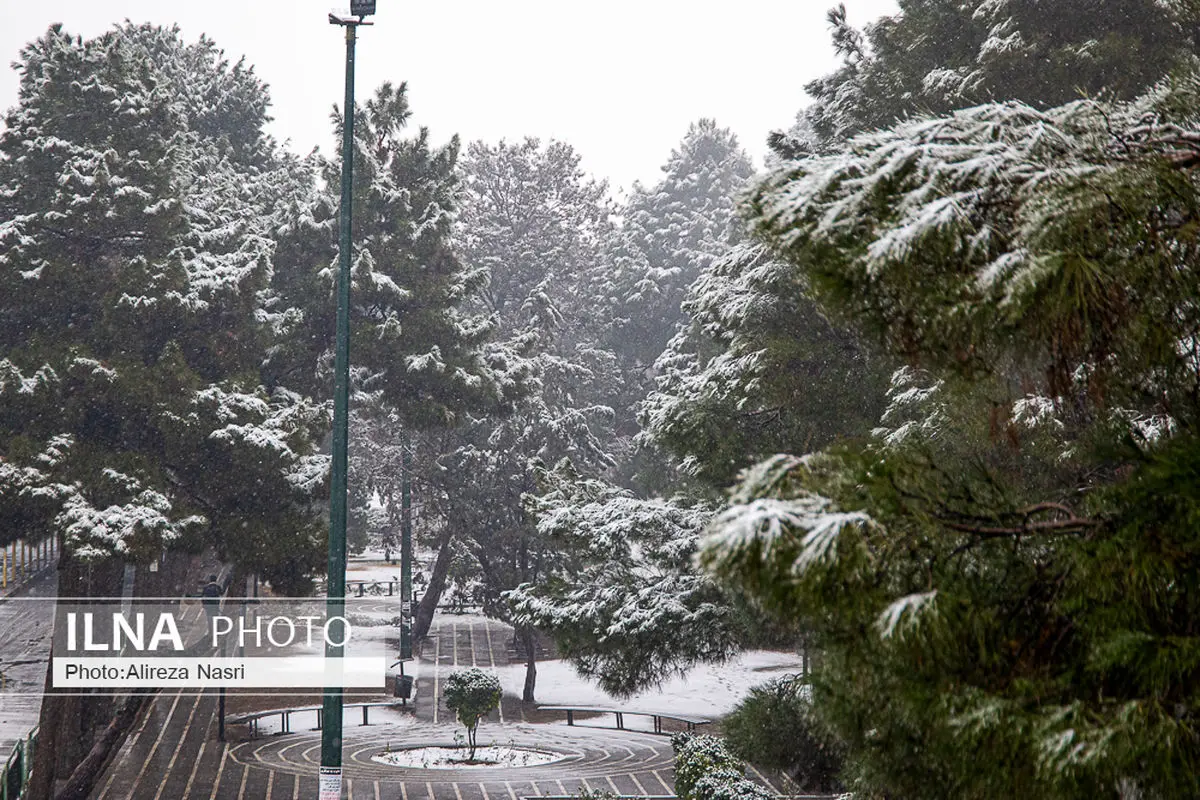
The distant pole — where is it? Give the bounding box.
[400,445,412,659]
[323,4,375,798]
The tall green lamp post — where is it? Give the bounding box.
[322,3,375,797]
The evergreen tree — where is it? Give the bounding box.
[506,461,740,696]
[434,138,617,701]
[1,24,328,798]
[266,83,518,610]
[700,71,1200,798]
[268,81,503,426]
[787,0,1199,150]
[510,129,861,687]
[0,24,326,588]
[603,120,754,439]
[641,242,889,488]
[113,22,276,167]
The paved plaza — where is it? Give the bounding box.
[88,615,718,799]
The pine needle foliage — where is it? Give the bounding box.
[700,72,1200,799]
[796,0,1199,149]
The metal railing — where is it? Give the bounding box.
[1,726,37,800]
[227,701,406,738]
[0,536,57,595]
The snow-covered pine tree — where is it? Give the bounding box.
[0,24,327,589]
[269,81,503,426]
[432,138,619,701]
[266,84,518,624]
[640,240,890,488]
[506,129,841,688]
[505,460,740,696]
[603,120,754,435]
[1,24,331,797]
[701,72,1200,799]
[790,0,1198,151]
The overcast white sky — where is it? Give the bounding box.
[1,0,899,192]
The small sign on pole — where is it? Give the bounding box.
[319,766,342,800]
[350,0,376,16]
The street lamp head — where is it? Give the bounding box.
[329,6,376,26]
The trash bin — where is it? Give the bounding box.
[394,675,414,699]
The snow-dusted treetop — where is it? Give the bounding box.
[748,85,1200,411]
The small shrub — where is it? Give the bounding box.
[443,668,502,761]
[723,675,845,792]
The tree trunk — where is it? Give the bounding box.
[520,626,537,703]
[53,694,150,800]
[26,690,75,800]
[30,554,125,799]
[412,528,454,642]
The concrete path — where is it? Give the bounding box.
[0,569,58,758]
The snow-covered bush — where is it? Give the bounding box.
[672,734,741,799]
[671,733,771,800]
[691,768,773,800]
[443,668,502,761]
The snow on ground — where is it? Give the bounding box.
[495,650,805,719]
[342,551,441,594]
[329,555,808,725]
[372,745,566,769]
[238,629,802,735]
[344,551,405,586]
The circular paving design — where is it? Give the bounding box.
[230,721,676,787]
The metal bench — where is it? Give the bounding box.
[227,701,404,737]
[344,579,399,597]
[538,705,711,734]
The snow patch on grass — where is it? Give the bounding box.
[372,745,566,769]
